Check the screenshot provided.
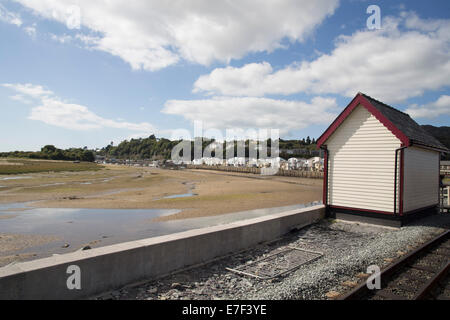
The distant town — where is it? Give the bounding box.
[95,155,325,172]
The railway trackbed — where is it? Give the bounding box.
[340,230,450,300]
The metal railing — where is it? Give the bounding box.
[440,184,449,213]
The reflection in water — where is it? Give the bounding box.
[0,201,321,263]
[163,193,196,199]
[0,176,32,180]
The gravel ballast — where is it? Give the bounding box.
[97,213,450,300]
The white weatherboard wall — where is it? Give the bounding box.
[326,105,401,213]
[403,146,439,212]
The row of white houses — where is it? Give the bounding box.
[96,155,325,171]
[188,156,324,171]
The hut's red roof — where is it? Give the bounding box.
[317,93,448,152]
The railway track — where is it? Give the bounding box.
[340,230,450,300]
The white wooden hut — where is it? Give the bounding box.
[317,93,448,226]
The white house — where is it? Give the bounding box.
[308,157,322,171]
[287,158,298,170]
[201,157,220,166]
[317,93,448,226]
[247,157,258,167]
[192,158,204,165]
[264,157,285,169]
[226,157,246,167]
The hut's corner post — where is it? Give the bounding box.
[399,147,405,216]
[321,146,329,217]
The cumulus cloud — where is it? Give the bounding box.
[2,83,156,132]
[194,12,450,103]
[50,33,72,44]
[405,95,450,119]
[2,83,53,98]
[9,94,33,104]
[14,0,339,71]
[163,96,338,135]
[0,3,22,26]
[193,62,274,97]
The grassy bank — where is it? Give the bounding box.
[0,158,101,175]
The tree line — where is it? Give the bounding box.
[0,145,95,162]
[422,125,450,160]
[96,135,319,160]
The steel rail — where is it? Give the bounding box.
[339,229,450,300]
[414,261,450,300]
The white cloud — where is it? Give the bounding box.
[405,95,450,118]
[50,33,72,44]
[14,0,339,71]
[24,25,35,36]
[24,24,36,37]
[0,3,22,26]
[3,83,156,132]
[194,12,450,103]
[163,96,338,135]
[74,33,100,46]
[2,83,53,98]
[9,94,32,104]
[193,62,274,97]
[29,98,156,131]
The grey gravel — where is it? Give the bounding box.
[97,213,450,300]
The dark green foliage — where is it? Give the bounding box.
[97,135,182,160]
[0,145,95,162]
[96,135,319,160]
[421,125,450,160]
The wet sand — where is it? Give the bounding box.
[0,233,59,266]
[0,166,322,220]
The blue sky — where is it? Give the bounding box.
[0,0,449,151]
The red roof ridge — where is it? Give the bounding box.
[358,92,410,117]
[317,93,410,148]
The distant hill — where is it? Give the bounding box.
[421,125,450,159]
[96,135,320,160]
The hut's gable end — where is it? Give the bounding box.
[326,105,402,213]
[403,147,440,213]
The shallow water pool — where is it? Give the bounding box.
[0,201,321,264]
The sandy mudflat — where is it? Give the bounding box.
[0,165,322,220]
[0,233,60,266]
[0,165,322,219]
[0,214,18,219]
[0,233,59,253]
[0,253,39,267]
